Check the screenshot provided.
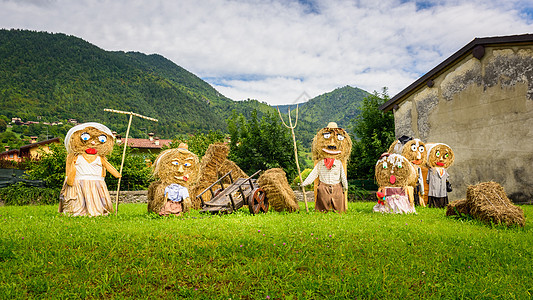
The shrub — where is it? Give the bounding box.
[0,182,60,205]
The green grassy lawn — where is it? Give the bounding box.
[1,202,532,299]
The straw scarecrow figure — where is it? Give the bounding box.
[425,143,455,208]
[388,135,427,206]
[59,122,121,216]
[301,122,352,212]
[373,153,417,214]
[147,143,200,216]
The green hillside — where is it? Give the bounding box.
[0,29,369,145]
[0,29,275,138]
[278,86,370,146]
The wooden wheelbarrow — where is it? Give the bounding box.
[196,170,269,215]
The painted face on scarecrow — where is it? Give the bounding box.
[65,123,114,156]
[426,143,454,169]
[375,153,416,188]
[312,122,352,161]
[152,143,199,187]
[389,136,427,166]
[398,139,427,167]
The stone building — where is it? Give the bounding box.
[380,34,533,203]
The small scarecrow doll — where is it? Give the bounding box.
[301,122,352,213]
[373,153,417,214]
[147,143,199,216]
[425,143,455,208]
[388,135,427,206]
[59,122,121,216]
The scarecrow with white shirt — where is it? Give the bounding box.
[301,122,352,213]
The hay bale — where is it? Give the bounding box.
[217,159,248,185]
[190,143,230,209]
[257,168,299,212]
[466,182,525,227]
[446,198,469,217]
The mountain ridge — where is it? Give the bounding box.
[0,29,370,143]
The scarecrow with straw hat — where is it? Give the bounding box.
[59,122,121,216]
[301,122,352,213]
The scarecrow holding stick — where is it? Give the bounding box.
[59,122,121,216]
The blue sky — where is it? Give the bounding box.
[1,0,533,105]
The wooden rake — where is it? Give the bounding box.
[277,105,309,213]
[104,109,158,215]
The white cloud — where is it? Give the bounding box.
[1,0,533,105]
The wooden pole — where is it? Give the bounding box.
[104,108,158,215]
[277,105,309,213]
[115,113,132,215]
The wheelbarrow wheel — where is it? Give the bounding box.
[248,187,268,214]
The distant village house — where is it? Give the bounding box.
[0,137,61,162]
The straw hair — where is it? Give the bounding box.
[66,125,114,156]
[375,153,416,188]
[447,182,525,227]
[257,168,299,212]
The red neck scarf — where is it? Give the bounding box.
[324,158,335,170]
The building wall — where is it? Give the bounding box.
[394,45,533,203]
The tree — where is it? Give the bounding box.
[347,88,395,180]
[0,119,6,133]
[25,143,67,187]
[227,110,297,180]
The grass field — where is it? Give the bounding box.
[1,202,532,299]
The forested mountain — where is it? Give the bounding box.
[0,29,370,144]
[277,86,370,146]
[0,29,275,138]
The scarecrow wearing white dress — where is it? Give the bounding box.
[59,122,121,216]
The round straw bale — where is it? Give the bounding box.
[190,143,230,209]
[466,182,525,227]
[257,168,299,212]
